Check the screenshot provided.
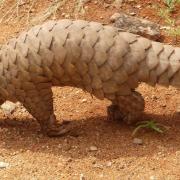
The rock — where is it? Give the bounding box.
[113,12,163,41]
[89,146,98,151]
[133,138,143,145]
[110,13,121,22]
[81,98,87,103]
[1,101,17,115]
[150,176,156,180]
[0,162,9,169]
[80,174,85,180]
[106,161,112,167]
[104,3,110,8]
[129,12,136,16]
[62,13,66,17]
[161,104,166,108]
[135,5,141,9]
[65,14,70,18]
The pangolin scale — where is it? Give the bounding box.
[0,19,179,136]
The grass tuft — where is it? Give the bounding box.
[132,120,168,136]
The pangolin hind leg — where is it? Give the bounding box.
[18,84,71,137]
[107,91,145,124]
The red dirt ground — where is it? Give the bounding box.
[0,0,179,179]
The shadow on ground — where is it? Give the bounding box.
[0,112,179,161]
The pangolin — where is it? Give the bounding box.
[0,19,179,136]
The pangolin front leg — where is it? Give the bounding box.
[18,83,71,137]
[107,91,145,124]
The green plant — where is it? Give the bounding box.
[132,120,168,136]
[167,26,180,36]
[158,8,175,25]
[164,0,176,11]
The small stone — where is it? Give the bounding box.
[104,3,110,8]
[80,173,85,180]
[150,176,156,180]
[161,104,166,108]
[65,14,70,18]
[135,5,141,9]
[0,162,9,169]
[89,146,98,151]
[129,12,136,16]
[30,8,35,13]
[62,13,66,17]
[110,13,121,22]
[106,161,112,167]
[1,101,17,115]
[81,98,87,103]
[133,138,143,145]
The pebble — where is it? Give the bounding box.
[81,98,87,103]
[161,104,166,108]
[62,13,66,17]
[1,101,17,115]
[0,162,9,169]
[80,173,85,180]
[89,146,98,151]
[104,3,110,8]
[110,13,121,22]
[129,12,136,16]
[106,161,112,167]
[133,138,143,145]
[65,14,70,18]
[150,176,156,180]
[135,5,141,9]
